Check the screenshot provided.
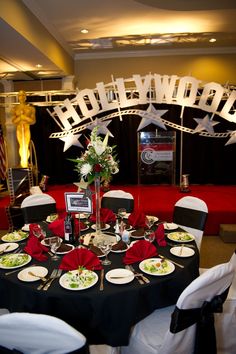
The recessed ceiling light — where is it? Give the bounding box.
[36,64,42,68]
[81,29,89,34]
[209,38,216,43]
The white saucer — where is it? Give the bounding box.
[0,242,19,253]
[105,268,134,284]
[170,246,195,258]
[164,223,178,231]
[17,266,48,282]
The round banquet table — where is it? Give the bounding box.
[0,226,199,347]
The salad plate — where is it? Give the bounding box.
[18,266,48,282]
[0,253,31,269]
[91,224,110,231]
[170,246,195,258]
[164,223,178,231]
[59,269,98,290]
[167,232,195,243]
[106,268,134,284]
[0,242,19,253]
[1,231,28,243]
[139,258,175,276]
[46,214,58,223]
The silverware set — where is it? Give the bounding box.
[125,264,150,284]
[37,269,62,291]
[99,269,104,291]
[158,254,184,269]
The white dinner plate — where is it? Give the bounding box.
[91,224,110,231]
[105,268,134,284]
[21,224,30,232]
[130,228,145,239]
[1,231,28,243]
[139,258,175,276]
[147,215,159,223]
[59,269,98,290]
[0,253,32,269]
[52,243,75,255]
[167,232,195,243]
[0,242,19,253]
[164,223,178,231]
[17,266,48,282]
[75,213,90,220]
[170,246,195,258]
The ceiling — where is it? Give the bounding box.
[0,0,236,81]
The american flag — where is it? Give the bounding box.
[0,125,7,180]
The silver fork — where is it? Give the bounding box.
[129,264,150,284]
[37,269,57,290]
[125,265,144,284]
[43,269,62,291]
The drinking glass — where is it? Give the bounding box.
[98,241,112,266]
[145,216,155,230]
[118,208,126,221]
[144,230,155,243]
[49,236,62,261]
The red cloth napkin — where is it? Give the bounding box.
[153,224,166,246]
[48,218,86,238]
[90,208,116,223]
[29,224,45,241]
[128,211,147,228]
[123,240,158,265]
[59,248,102,270]
[24,235,49,261]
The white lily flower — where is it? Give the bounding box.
[81,163,92,176]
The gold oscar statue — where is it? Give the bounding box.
[12,90,36,168]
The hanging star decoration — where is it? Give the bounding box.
[193,114,220,135]
[87,118,114,137]
[60,133,83,152]
[225,131,236,146]
[137,104,167,131]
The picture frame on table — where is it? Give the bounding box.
[64,192,93,213]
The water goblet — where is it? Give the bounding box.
[49,236,62,261]
[118,208,126,221]
[145,216,155,231]
[99,241,112,266]
[144,230,155,243]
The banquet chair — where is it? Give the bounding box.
[0,312,88,354]
[21,193,57,224]
[173,196,208,250]
[120,251,236,354]
[101,190,134,214]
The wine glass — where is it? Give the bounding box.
[49,236,62,261]
[144,230,155,243]
[145,216,155,231]
[118,208,126,221]
[98,241,112,266]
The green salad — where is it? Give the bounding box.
[143,259,171,274]
[63,269,97,289]
[169,232,193,241]
[0,254,29,268]
[2,231,28,242]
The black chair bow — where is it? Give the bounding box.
[170,287,229,354]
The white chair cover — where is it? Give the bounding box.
[121,254,235,354]
[173,196,208,250]
[89,345,120,354]
[0,312,86,354]
[21,194,56,207]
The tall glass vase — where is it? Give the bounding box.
[94,176,101,236]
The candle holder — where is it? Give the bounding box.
[180,174,190,193]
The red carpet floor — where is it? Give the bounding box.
[1,184,236,235]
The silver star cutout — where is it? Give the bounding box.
[225,131,236,146]
[74,180,89,192]
[60,133,83,152]
[193,114,219,135]
[87,118,114,137]
[137,104,167,131]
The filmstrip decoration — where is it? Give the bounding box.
[47,74,236,151]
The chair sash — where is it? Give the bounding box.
[174,206,207,231]
[101,197,134,213]
[170,287,229,354]
[21,203,57,223]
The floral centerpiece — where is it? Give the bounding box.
[71,127,119,236]
[73,127,119,184]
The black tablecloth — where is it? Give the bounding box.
[0,225,199,346]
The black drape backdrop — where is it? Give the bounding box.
[30,102,236,186]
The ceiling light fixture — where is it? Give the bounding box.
[81,29,89,34]
[35,64,42,68]
[209,38,216,42]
